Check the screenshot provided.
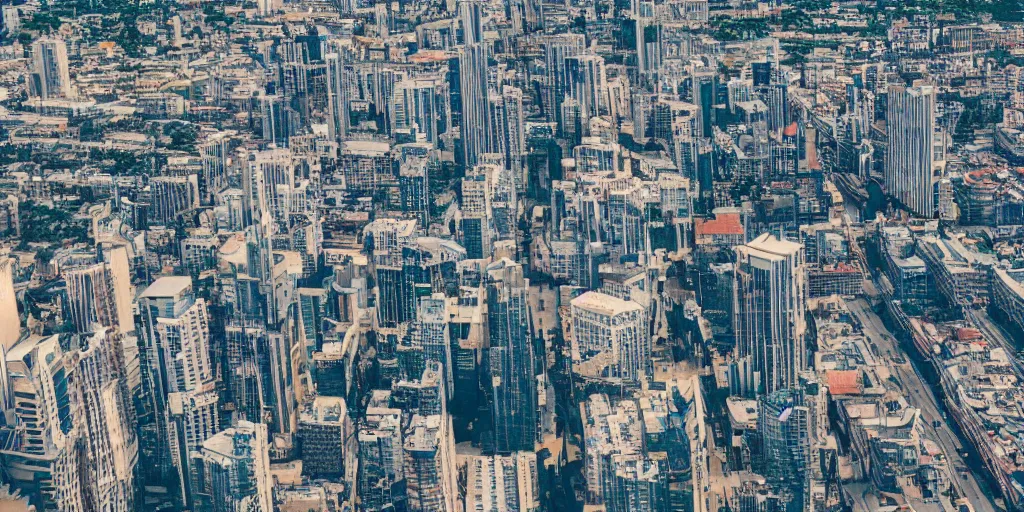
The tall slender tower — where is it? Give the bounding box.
[487,258,537,454]
[74,328,139,512]
[733,233,807,395]
[886,84,937,217]
[325,49,350,142]
[459,0,495,167]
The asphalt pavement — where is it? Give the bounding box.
[847,299,998,512]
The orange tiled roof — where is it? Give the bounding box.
[826,370,863,396]
[694,213,744,236]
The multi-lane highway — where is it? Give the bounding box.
[846,298,998,512]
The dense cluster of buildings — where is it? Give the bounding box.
[0,0,1023,511]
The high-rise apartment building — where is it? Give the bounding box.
[74,328,138,512]
[733,233,807,395]
[297,396,356,479]
[886,84,938,217]
[190,420,273,512]
[359,405,405,511]
[570,291,649,385]
[0,335,82,511]
[64,262,119,333]
[137,277,218,505]
[486,258,537,453]
[404,414,458,512]
[149,175,201,226]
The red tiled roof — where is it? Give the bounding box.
[826,370,863,396]
[784,122,798,137]
[694,213,744,236]
[957,328,983,341]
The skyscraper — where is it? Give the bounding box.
[297,396,356,480]
[74,328,138,512]
[359,405,405,512]
[733,233,807,396]
[756,388,812,504]
[565,54,607,130]
[886,84,938,217]
[136,277,218,505]
[486,258,537,454]
[414,295,453,396]
[325,50,350,142]
[404,414,458,512]
[541,33,586,127]
[189,420,274,512]
[570,291,649,385]
[64,262,119,333]
[458,0,495,167]
[29,37,71,99]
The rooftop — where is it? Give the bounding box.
[571,290,643,316]
[139,276,192,299]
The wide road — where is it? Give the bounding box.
[847,298,999,512]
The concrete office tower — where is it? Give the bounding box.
[490,86,526,193]
[393,76,450,145]
[733,233,807,396]
[886,84,938,217]
[168,386,220,507]
[0,335,84,511]
[0,258,20,349]
[566,55,607,130]
[459,43,493,167]
[190,421,273,512]
[149,175,201,226]
[29,37,71,99]
[414,295,453,397]
[199,131,231,204]
[486,259,537,454]
[756,388,811,501]
[542,33,586,125]
[74,329,138,512]
[136,277,217,497]
[325,51,350,142]
[460,165,495,259]
[465,453,540,512]
[570,291,650,385]
[359,406,405,512]
[64,262,119,333]
[458,0,494,166]
[297,396,357,480]
[339,140,395,194]
[404,414,458,512]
